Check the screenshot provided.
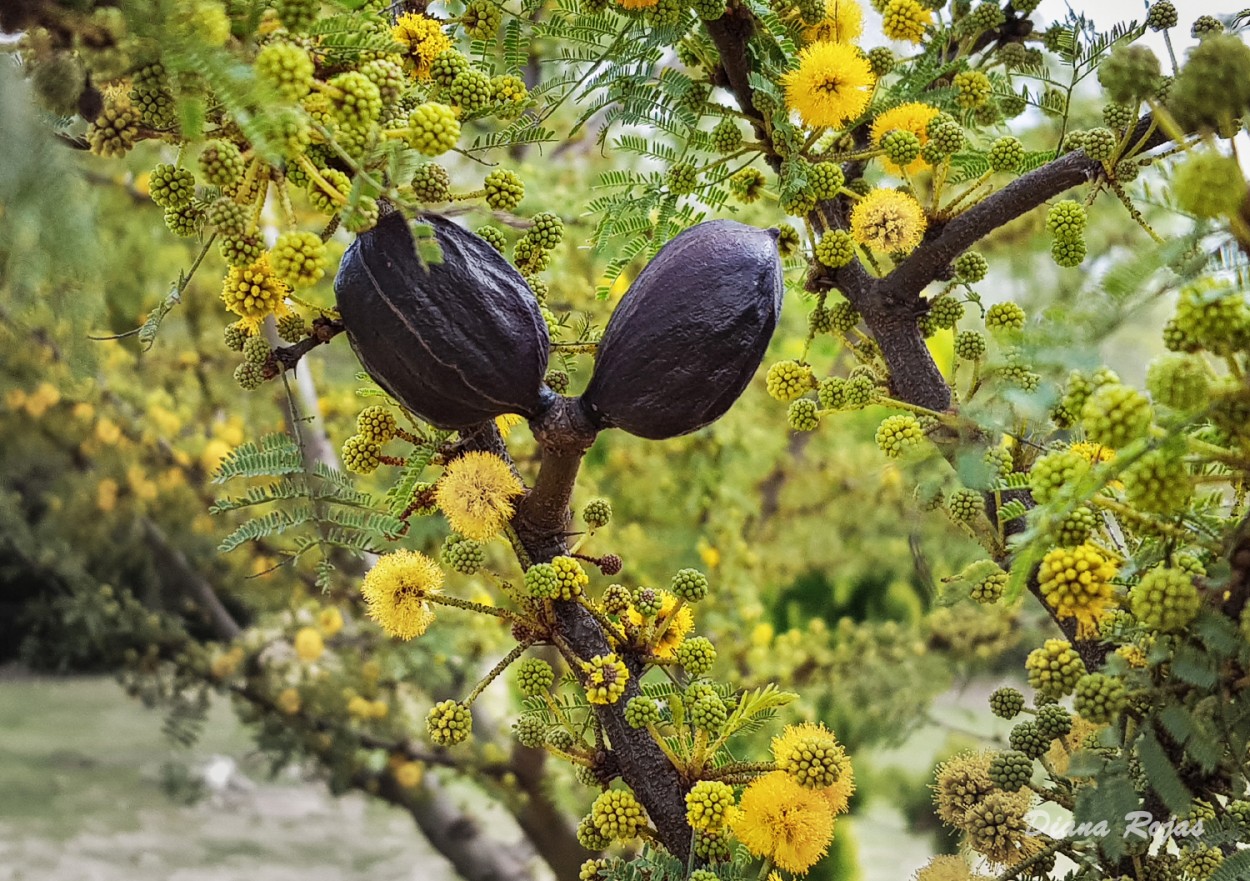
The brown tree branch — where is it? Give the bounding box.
[455,400,695,861]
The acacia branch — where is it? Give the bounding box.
[456,401,695,861]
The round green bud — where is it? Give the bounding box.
[953,250,988,283]
[730,167,766,203]
[442,534,487,575]
[199,141,245,188]
[624,696,661,729]
[788,398,820,431]
[1122,448,1191,514]
[407,102,461,156]
[449,68,493,113]
[515,657,556,696]
[875,414,926,458]
[989,687,1025,719]
[1173,150,1246,219]
[1073,673,1127,724]
[234,361,265,390]
[671,568,709,602]
[1036,703,1073,740]
[667,162,700,196]
[989,750,1032,790]
[881,129,922,168]
[1129,566,1200,633]
[1081,383,1153,449]
[342,434,382,474]
[1145,1,1177,31]
[1026,638,1087,698]
[987,136,1025,172]
[1146,353,1210,411]
[985,302,1025,333]
[483,168,524,211]
[954,330,987,360]
[1051,236,1087,268]
[1009,721,1049,759]
[1082,127,1117,162]
[766,360,815,402]
[242,335,271,366]
[675,637,717,676]
[427,699,473,745]
[710,118,742,153]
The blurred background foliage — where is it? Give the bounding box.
[0,38,1166,876]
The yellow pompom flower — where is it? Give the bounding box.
[870,102,941,176]
[850,188,927,254]
[731,770,836,874]
[771,722,855,812]
[221,256,290,330]
[932,750,994,828]
[435,451,525,541]
[317,606,344,637]
[803,0,864,45]
[616,0,659,8]
[881,0,932,43]
[294,626,324,662]
[626,592,694,659]
[1038,543,1119,638]
[392,13,452,81]
[360,549,444,640]
[782,41,876,130]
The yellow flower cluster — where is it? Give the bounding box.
[391,13,452,80]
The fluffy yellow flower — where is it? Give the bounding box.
[616,0,659,8]
[435,451,525,541]
[392,13,452,81]
[881,0,931,43]
[771,722,855,813]
[294,626,324,662]
[851,188,927,254]
[871,102,941,176]
[731,770,836,874]
[782,41,876,130]
[626,592,694,659]
[803,0,864,44]
[360,549,444,640]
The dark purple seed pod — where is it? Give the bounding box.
[579,220,783,440]
[334,211,551,429]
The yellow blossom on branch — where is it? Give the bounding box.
[731,770,836,874]
[782,41,875,129]
[851,188,927,254]
[435,451,525,541]
[360,549,444,639]
[391,13,452,80]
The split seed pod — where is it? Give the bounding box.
[580,220,783,439]
[334,212,550,429]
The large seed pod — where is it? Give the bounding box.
[334,211,550,429]
[580,220,783,439]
